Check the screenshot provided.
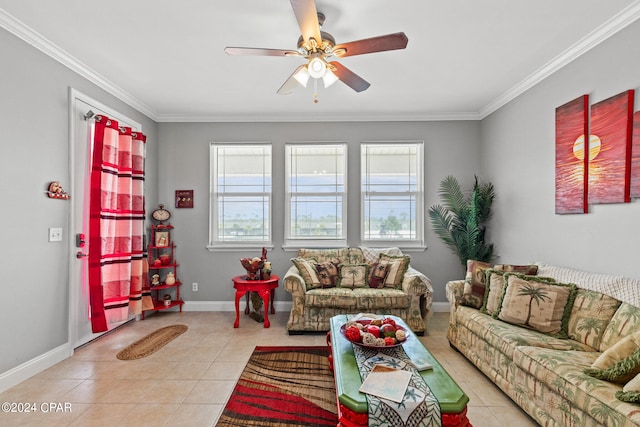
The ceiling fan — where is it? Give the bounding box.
[224,0,408,99]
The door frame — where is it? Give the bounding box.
[68,88,142,352]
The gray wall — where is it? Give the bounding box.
[5,12,640,384]
[481,19,640,279]
[157,121,481,306]
[1,27,158,374]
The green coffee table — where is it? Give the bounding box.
[327,315,471,427]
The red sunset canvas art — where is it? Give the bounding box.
[555,95,589,214]
[588,90,634,204]
[630,111,640,198]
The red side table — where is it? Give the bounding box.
[232,275,279,328]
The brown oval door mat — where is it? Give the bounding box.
[116,324,188,360]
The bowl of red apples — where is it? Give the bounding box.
[340,317,409,348]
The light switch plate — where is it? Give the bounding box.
[49,227,63,242]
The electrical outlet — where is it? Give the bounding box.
[192,282,198,292]
[49,227,63,242]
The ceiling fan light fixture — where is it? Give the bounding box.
[322,68,339,88]
[308,56,327,79]
[293,66,311,87]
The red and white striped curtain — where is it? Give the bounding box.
[88,115,149,333]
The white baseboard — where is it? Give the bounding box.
[0,343,70,394]
[183,300,449,312]
[430,302,451,312]
[182,300,292,312]
[183,300,449,313]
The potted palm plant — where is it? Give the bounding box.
[428,175,496,271]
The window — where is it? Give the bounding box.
[209,144,271,248]
[285,143,347,247]
[361,142,424,246]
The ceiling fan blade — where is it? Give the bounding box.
[277,65,306,95]
[330,62,370,93]
[225,47,300,57]
[333,32,409,58]
[290,0,322,45]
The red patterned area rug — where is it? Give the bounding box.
[216,346,338,427]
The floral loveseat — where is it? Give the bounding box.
[284,247,432,335]
[447,261,640,427]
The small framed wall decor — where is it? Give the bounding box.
[155,231,169,247]
[175,190,194,208]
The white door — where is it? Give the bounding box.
[68,89,142,349]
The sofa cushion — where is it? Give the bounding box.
[337,264,369,288]
[379,253,410,289]
[305,288,357,308]
[316,261,339,288]
[346,248,366,264]
[291,257,321,289]
[511,346,635,422]
[456,306,593,359]
[353,288,410,310]
[568,289,622,350]
[600,303,640,352]
[497,274,576,337]
[298,248,349,263]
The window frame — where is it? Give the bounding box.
[208,142,273,251]
[284,142,348,249]
[360,141,425,249]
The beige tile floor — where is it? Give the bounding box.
[0,311,537,427]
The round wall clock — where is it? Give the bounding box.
[151,204,171,223]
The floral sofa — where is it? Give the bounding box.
[284,247,432,335]
[447,262,640,427]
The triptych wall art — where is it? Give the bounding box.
[555,89,639,214]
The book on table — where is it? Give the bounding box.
[358,364,412,403]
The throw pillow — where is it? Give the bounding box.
[616,390,640,403]
[481,269,509,316]
[464,263,539,309]
[291,257,321,289]
[379,253,411,288]
[316,261,339,288]
[497,274,576,336]
[368,260,390,289]
[585,347,640,384]
[591,331,640,371]
[494,264,539,275]
[460,260,492,309]
[337,264,369,288]
[617,373,640,402]
[624,373,640,392]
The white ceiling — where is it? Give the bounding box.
[1,0,640,122]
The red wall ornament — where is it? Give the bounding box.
[175,190,194,208]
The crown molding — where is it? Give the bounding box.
[0,8,160,121]
[479,0,640,119]
[3,2,640,124]
[155,111,483,123]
